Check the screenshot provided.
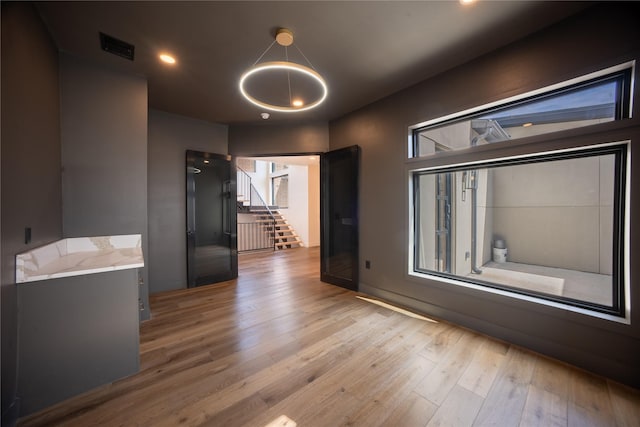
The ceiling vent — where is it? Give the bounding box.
[99,32,135,61]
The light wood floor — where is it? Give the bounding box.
[19,247,640,426]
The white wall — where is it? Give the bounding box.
[241,158,320,248]
[453,171,472,275]
[279,165,309,246]
[307,164,320,247]
[244,160,270,204]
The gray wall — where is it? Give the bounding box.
[59,54,150,320]
[17,270,139,416]
[148,109,227,294]
[1,3,62,424]
[329,3,640,387]
[228,121,329,156]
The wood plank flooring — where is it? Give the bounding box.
[18,247,640,426]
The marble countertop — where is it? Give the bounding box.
[16,235,144,283]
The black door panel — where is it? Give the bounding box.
[186,150,237,287]
[320,145,360,290]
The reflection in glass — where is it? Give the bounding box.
[415,75,626,157]
[186,151,237,287]
[321,146,359,291]
[272,175,289,208]
[414,148,625,314]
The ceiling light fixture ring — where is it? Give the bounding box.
[239,61,328,113]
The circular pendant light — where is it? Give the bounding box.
[239,29,328,113]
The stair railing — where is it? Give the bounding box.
[236,166,276,251]
[248,184,276,250]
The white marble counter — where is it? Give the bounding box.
[16,235,144,283]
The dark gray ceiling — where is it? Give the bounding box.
[35,1,589,125]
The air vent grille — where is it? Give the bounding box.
[99,32,135,61]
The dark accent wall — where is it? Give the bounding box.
[228,121,329,156]
[329,3,640,387]
[59,54,150,321]
[148,109,227,294]
[17,270,139,416]
[1,3,62,425]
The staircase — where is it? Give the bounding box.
[252,210,303,250]
[236,166,302,251]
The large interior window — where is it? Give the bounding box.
[412,145,627,316]
[271,175,289,208]
[409,64,633,318]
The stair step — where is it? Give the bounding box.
[250,208,279,212]
[275,235,300,242]
[238,208,302,251]
[275,241,302,249]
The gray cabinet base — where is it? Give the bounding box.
[17,269,139,416]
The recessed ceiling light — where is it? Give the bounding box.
[203,159,210,164]
[292,99,304,107]
[523,122,533,127]
[460,0,475,4]
[159,53,176,64]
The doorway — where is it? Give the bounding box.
[236,154,321,254]
[188,147,360,293]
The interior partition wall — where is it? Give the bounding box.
[329,3,640,387]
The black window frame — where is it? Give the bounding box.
[411,68,632,158]
[411,143,628,317]
[409,65,634,318]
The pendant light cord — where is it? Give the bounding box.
[253,37,317,71]
[252,39,277,66]
[295,44,317,70]
[285,46,292,105]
